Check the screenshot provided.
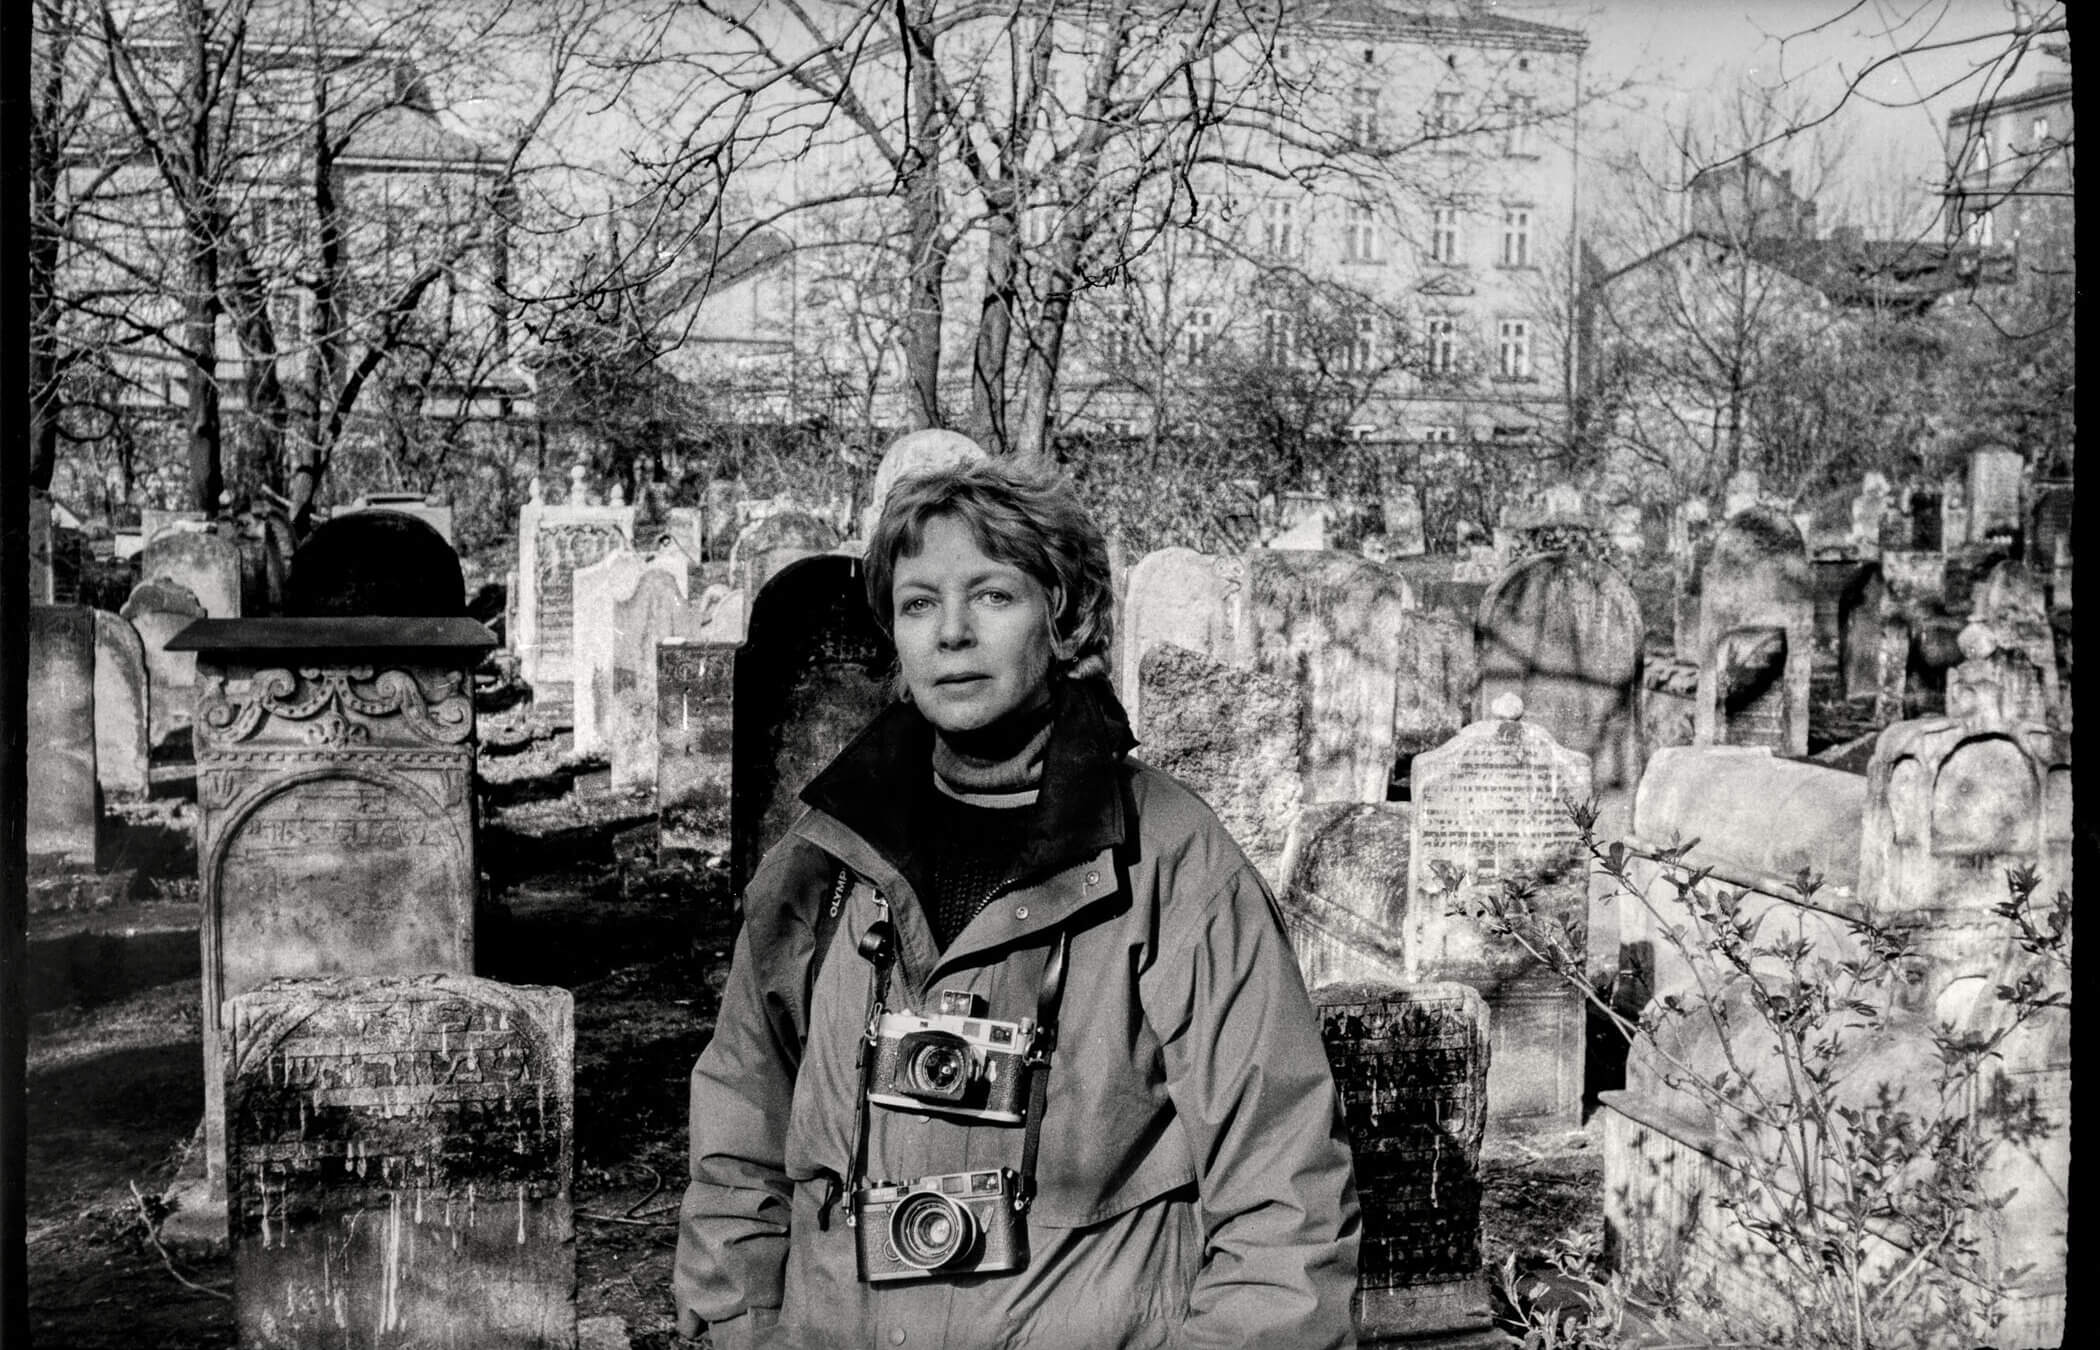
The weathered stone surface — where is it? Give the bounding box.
[1408,698,1591,1133]
[730,509,838,600]
[1695,507,1812,755]
[142,529,243,620]
[658,639,736,855]
[609,569,692,792]
[1248,550,1416,804]
[1633,746,1865,898]
[1392,609,1476,770]
[515,490,635,726]
[1966,443,2024,545]
[1116,547,1249,729]
[1832,564,1889,702]
[1384,486,1427,557]
[93,609,150,801]
[1135,643,1304,887]
[856,428,988,541]
[121,579,207,749]
[1723,469,1761,518]
[571,551,689,759]
[285,511,466,618]
[1475,552,1642,790]
[1967,560,2060,724]
[1278,804,1411,989]
[1313,982,1494,1342]
[226,975,573,1349]
[1267,493,1333,550]
[29,606,98,869]
[187,625,485,1216]
[731,554,894,891]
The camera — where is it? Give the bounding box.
[868,990,1036,1124]
[852,1168,1027,1283]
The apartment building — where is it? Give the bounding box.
[1941,41,2073,275]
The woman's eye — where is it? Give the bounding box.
[899,596,933,616]
[976,589,1012,606]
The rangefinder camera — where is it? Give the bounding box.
[852,1168,1027,1283]
[868,990,1036,1124]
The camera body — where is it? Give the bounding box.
[867,990,1035,1124]
[852,1168,1027,1283]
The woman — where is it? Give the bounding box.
[674,455,1359,1349]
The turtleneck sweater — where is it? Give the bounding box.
[922,693,1054,950]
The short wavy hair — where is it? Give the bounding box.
[864,455,1114,682]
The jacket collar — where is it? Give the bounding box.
[800,676,1136,898]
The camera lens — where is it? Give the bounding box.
[900,1032,971,1101]
[889,1191,977,1270]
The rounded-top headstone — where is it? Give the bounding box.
[284,510,466,617]
[858,429,989,541]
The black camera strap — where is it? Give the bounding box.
[1015,926,1071,1214]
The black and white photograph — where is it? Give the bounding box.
[6,0,2073,1346]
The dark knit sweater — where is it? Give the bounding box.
[922,787,1037,949]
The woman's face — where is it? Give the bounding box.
[891,514,1057,734]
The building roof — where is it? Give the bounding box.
[1300,0,1587,50]
[1948,76,2073,127]
[1741,234,2014,311]
[340,102,501,169]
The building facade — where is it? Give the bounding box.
[1941,43,2073,275]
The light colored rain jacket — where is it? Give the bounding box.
[674,691,1360,1350]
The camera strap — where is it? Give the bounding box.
[1015,926,1071,1214]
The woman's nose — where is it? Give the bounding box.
[937,600,973,648]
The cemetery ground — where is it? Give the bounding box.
[26,733,1607,1350]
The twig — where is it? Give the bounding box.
[624,1163,666,1218]
[576,1209,679,1227]
[129,1181,231,1302]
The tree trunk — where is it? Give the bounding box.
[182,0,223,514]
[223,238,288,497]
[967,185,1018,450]
[898,0,945,430]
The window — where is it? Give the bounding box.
[1341,314,1377,373]
[1499,208,1532,267]
[1503,96,1535,155]
[1420,424,1459,443]
[1429,205,1461,264]
[1103,305,1137,365]
[1263,197,1298,257]
[1497,319,1532,379]
[1343,202,1379,263]
[2032,115,2050,144]
[1181,308,1216,360]
[1426,315,1459,373]
[1428,90,1461,138]
[1346,87,1380,146]
[1260,309,1295,363]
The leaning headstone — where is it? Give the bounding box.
[1966,443,2024,546]
[141,529,242,620]
[856,428,988,541]
[1116,547,1249,729]
[120,578,207,751]
[515,477,635,727]
[1278,804,1411,989]
[1475,552,1643,790]
[1135,642,1305,886]
[571,551,689,759]
[1695,507,1812,755]
[730,509,837,601]
[1409,695,1590,1134]
[171,611,493,1226]
[658,639,737,855]
[1314,982,1494,1343]
[1384,486,1427,558]
[1248,551,1416,803]
[226,975,574,1348]
[609,569,693,792]
[92,609,150,801]
[730,554,895,891]
[28,606,98,869]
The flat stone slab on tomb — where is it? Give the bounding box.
[1408,699,1591,1134]
[1312,981,1495,1345]
[226,974,573,1349]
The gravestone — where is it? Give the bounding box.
[1392,610,1477,787]
[1451,545,1500,583]
[120,578,207,750]
[1849,471,1891,555]
[226,975,573,1348]
[652,506,707,574]
[1695,507,1812,755]
[703,479,740,559]
[285,511,465,618]
[1538,481,1584,523]
[1966,443,2024,546]
[1968,561,2060,725]
[571,551,689,759]
[1607,503,1644,557]
[856,427,988,541]
[1314,982,1494,1343]
[337,492,455,546]
[1723,470,1761,518]
[1269,493,1334,551]
[1248,551,1416,803]
[730,554,895,892]
[93,609,150,801]
[30,492,55,603]
[609,569,693,792]
[1833,565,1891,703]
[28,606,98,869]
[697,586,748,645]
[658,639,737,855]
[1667,498,1712,561]
[1939,473,1969,552]
[515,477,635,726]
[1116,547,1249,729]
[142,529,242,620]
[1408,695,1591,1134]
[171,614,493,1224]
[1475,552,1642,791]
[730,509,837,601]
[1384,486,1427,557]
[1134,643,1305,886]
[1278,804,1411,989]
